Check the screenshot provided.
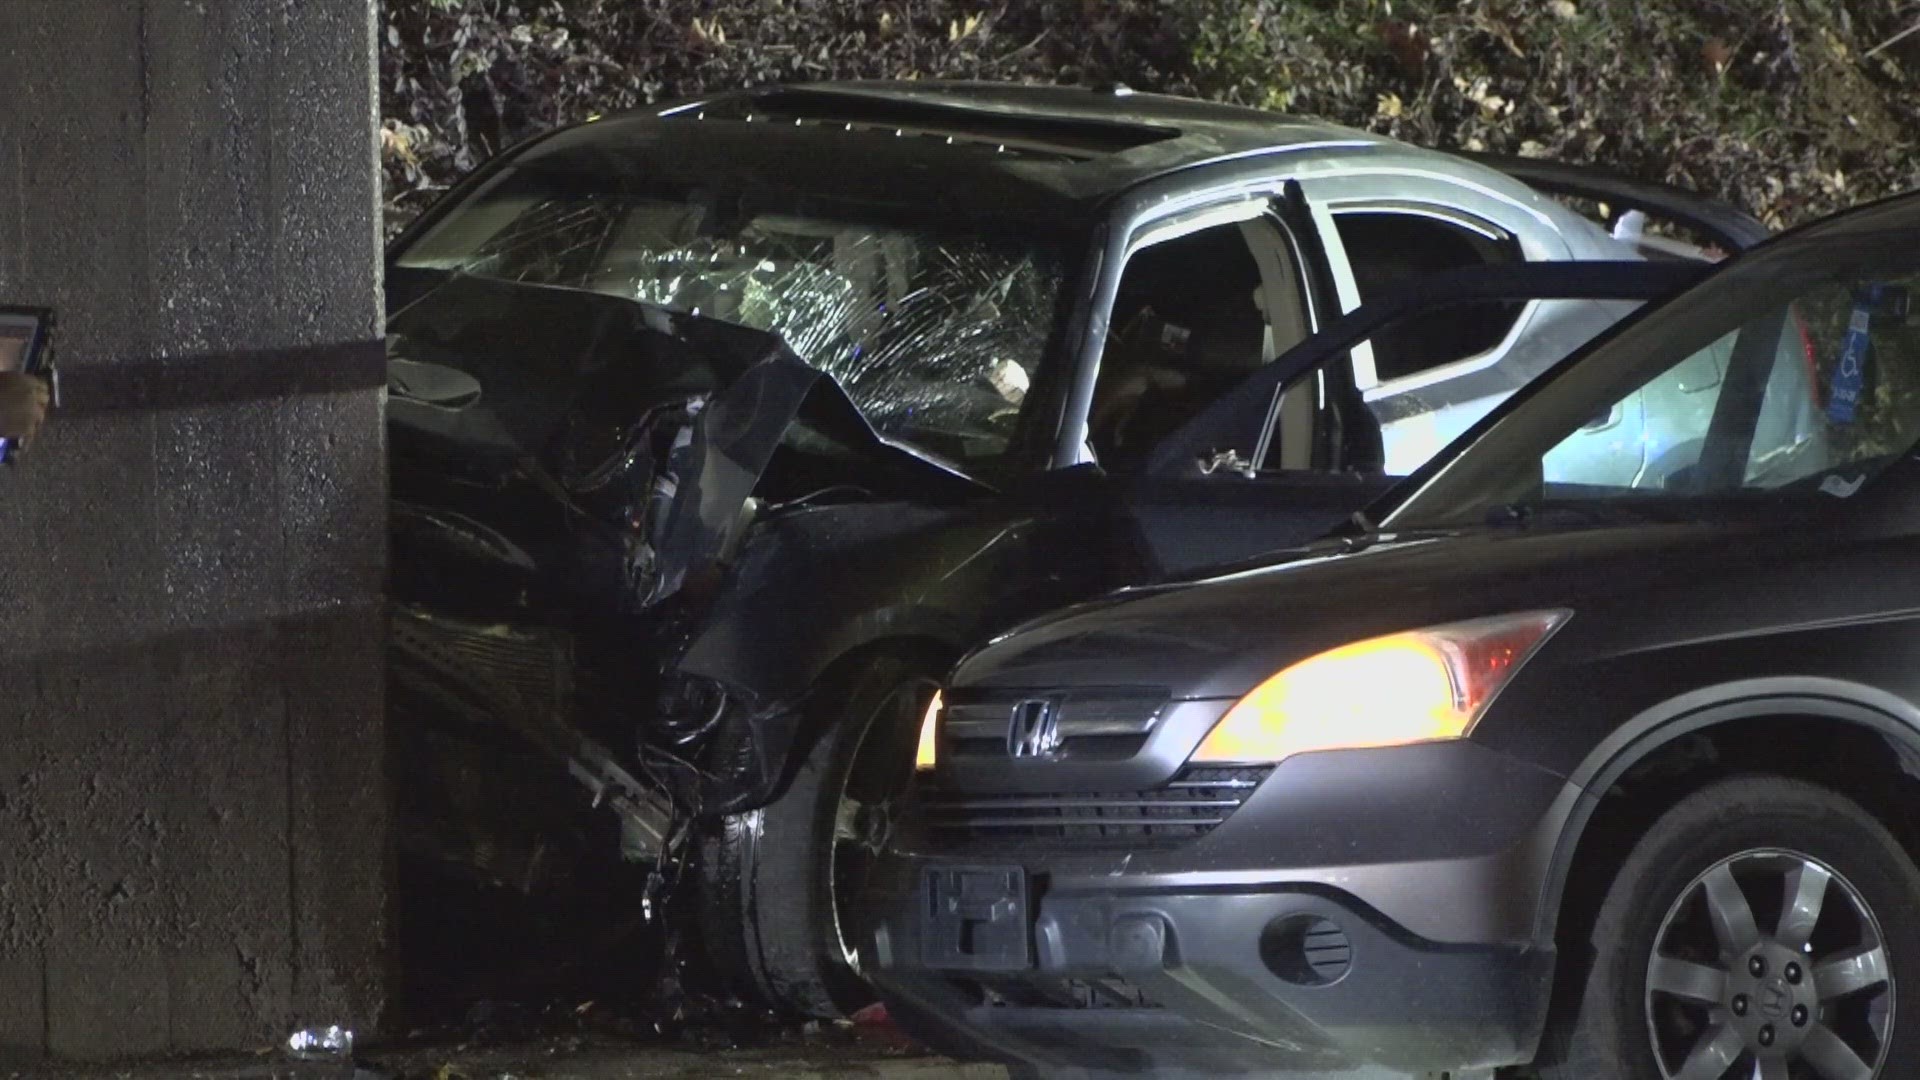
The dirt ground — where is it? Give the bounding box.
[6,1041,1005,1080]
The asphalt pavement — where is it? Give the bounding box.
[5,1044,1005,1080]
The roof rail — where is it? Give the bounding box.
[682,85,1181,156]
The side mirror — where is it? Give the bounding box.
[389,356,483,409]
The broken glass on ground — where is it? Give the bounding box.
[285,1025,355,1078]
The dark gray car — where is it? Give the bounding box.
[865,193,1920,1079]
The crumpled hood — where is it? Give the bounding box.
[951,520,1768,701]
[386,273,988,615]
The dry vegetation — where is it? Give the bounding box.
[380,0,1920,237]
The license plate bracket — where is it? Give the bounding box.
[921,864,1032,971]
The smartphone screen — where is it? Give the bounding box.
[0,308,53,463]
[0,327,28,373]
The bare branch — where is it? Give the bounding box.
[1865,20,1920,58]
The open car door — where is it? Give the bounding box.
[1471,153,1771,255]
[1118,261,1714,576]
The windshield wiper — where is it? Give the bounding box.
[1322,511,1471,554]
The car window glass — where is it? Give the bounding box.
[1090,218,1306,472]
[392,167,1070,475]
[1333,210,1526,383]
[1540,328,1742,488]
[1389,265,1920,528]
[1750,289,1920,487]
[1535,283,1920,495]
[1255,298,1646,481]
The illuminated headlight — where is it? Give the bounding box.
[1190,610,1570,765]
[915,690,944,772]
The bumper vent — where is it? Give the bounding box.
[921,765,1271,846]
[1262,915,1353,987]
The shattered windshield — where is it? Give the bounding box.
[393,163,1071,473]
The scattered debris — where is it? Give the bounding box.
[848,1002,917,1052]
[287,1025,354,1061]
[287,1025,358,1078]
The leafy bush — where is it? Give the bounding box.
[380,0,1920,238]
[1176,0,1920,229]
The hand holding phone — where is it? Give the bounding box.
[0,307,55,463]
[0,371,50,446]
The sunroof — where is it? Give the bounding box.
[688,88,1181,158]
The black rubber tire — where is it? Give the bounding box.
[698,654,939,1018]
[1534,775,1920,1079]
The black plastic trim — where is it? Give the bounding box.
[1465,152,1771,251]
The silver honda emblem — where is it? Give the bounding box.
[1008,698,1062,758]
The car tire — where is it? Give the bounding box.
[698,654,941,1018]
[1535,775,1920,1080]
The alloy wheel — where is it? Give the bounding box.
[830,786,894,969]
[828,684,923,974]
[1645,848,1894,1079]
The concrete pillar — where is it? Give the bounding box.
[0,0,389,1060]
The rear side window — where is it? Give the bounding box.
[1334,210,1526,383]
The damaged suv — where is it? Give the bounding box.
[380,81,1763,1016]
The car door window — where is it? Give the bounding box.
[1333,209,1527,383]
[1535,290,1882,494]
[1089,215,1309,472]
[1397,272,1920,525]
[1239,298,1643,484]
[1324,207,1587,478]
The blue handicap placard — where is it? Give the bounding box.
[1827,294,1877,425]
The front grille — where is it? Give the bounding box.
[921,765,1271,845]
[943,689,1168,762]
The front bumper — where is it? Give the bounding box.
[872,882,1552,1076]
[865,740,1576,1076]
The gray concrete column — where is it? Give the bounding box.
[0,0,390,1060]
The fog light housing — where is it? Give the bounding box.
[1261,914,1353,987]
